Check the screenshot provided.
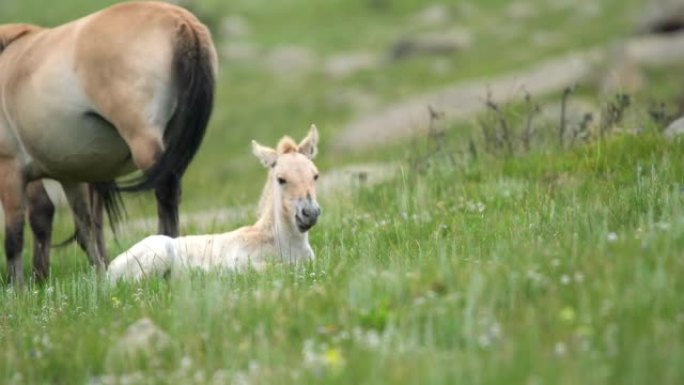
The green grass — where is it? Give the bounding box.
[2,132,683,384]
[3,0,683,384]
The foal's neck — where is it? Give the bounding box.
[252,175,310,262]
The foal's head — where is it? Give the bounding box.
[252,124,321,233]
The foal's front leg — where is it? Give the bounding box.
[155,173,181,238]
[62,182,106,271]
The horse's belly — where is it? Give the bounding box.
[23,113,135,181]
[6,54,136,181]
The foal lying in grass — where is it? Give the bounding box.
[107,125,321,282]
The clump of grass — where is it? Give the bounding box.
[471,88,648,160]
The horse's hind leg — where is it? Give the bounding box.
[62,182,105,271]
[90,187,108,263]
[27,180,55,282]
[89,89,176,238]
[0,161,27,286]
[155,173,181,237]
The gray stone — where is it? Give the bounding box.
[637,0,684,35]
[414,4,451,26]
[221,15,250,39]
[324,52,379,79]
[664,116,684,138]
[326,88,380,114]
[391,29,472,60]
[624,31,684,67]
[221,42,260,62]
[599,46,646,96]
[105,318,178,373]
[506,1,536,20]
[267,46,317,76]
[576,2,602,19]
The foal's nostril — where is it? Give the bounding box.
[302,207,312,218]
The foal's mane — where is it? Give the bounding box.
[276,137,298,154]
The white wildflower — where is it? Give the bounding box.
[560,275,571,285]
[554,342,567,357]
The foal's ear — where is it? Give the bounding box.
[0,24,39,53]
[298,124,319,159]
[252,140,278,168]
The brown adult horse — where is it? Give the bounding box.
[0,1,218,285]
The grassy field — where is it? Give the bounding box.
[2,0,684,384]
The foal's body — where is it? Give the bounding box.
[108,213,313,281]
[108,126,321,282]
[0,2,218,284]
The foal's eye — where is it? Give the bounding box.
[314,174,319,181]
[277,177,287,185]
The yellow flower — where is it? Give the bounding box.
[323,348,345,371]
[559,306,575,323]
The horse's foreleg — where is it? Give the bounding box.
[0,161,27,286]
[62,182,105,272]
[27,180,55,282]
[155,173,181,238]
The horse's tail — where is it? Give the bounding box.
[118,16,217,192]
[92,181,126,233]
[52,181,125,248]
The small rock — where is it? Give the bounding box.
[390,28,472,60]
[531,30,559,48]
[506,1,536,20]
[414,4,451,26]
[324,52,379,79]
[576,2,602,19]
[599,46,646,96]
[220,14,250,39]
[105,318,178,373]
[326,88,379,114]
[664,116,684,138]
[637,0,684,35]
[266,46,317,76]
[221,42,260,62]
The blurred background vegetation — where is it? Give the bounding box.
[0,0,658,215]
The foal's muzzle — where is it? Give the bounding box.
[295,202,321,232]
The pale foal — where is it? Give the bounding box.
[107,125,322,282]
